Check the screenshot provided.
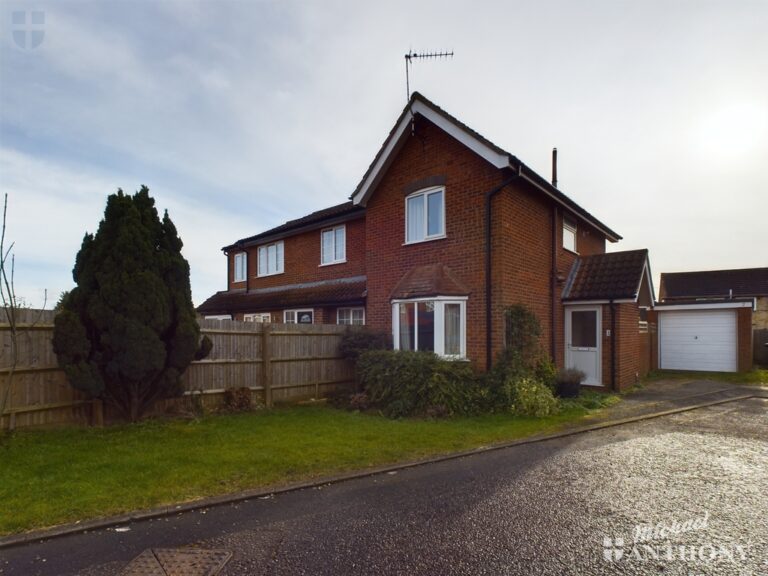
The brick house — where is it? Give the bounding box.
[199,93,654,390]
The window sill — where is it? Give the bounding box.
[402,234,447,246]
[256,271,284,278]
[319,260,347,267]
[562,247,579,256]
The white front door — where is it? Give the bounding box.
[565,306,602,386]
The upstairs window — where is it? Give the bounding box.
[257,241,284,276]
[563,215,577,252]
[234,252,247,282]
[406,187,445,244]
[321,225,346,265]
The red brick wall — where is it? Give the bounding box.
[590,303,642,391]
[615,303,641,390]
[552,211,608,368]
[227,216,366,290]
[364,118,503,366]
[738,307,753,372]
[363,116,611,369]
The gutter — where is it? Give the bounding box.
[485,169,521,370]
[551,205,558,361]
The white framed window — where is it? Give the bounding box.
[563,215,577,252]
[257,241,284,276]
[234,252,247,282]
[321,225,346,265]
[284,309,314,324]
[405,186,445,244]
[391,297,466,358]
[243,313,271,323]
[337,307,365,325]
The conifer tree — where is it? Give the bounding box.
[53,186,211,421]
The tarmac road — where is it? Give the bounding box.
[1,397,766,575]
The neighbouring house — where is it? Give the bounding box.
[198,93,655,390]
[656,268,767,369]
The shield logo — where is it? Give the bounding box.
[602,537,624,562]
[12,11,45,50]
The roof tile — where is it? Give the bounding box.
[197,277,366,315]
[660,268,768,299]
[563,249,648,301]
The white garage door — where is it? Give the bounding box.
[659,310,737,372]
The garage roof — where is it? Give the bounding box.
[660,267,768,300]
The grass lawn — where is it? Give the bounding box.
[644,368,768,386]
[0,394,615,536]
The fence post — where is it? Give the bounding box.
[91,399,104,427]
[262,324,273,408]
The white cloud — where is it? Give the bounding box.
[1,0,767,307]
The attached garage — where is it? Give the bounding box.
[656,301,754,373]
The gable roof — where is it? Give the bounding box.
[390,264,471,300]
[223,201,364,252]
[562,249,653,302]
[197,276,367,315]
[660,267,768,300]
[351,92,622,242]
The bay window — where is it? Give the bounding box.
[392,297,466,358]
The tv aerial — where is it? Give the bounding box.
[404,49,454,101]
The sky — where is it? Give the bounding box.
[1,0,766,308]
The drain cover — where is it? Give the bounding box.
[121,548,232,576]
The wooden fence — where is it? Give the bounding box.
[0,310,355,430]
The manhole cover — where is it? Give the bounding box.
[121,548,232,576]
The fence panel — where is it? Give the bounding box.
[0,311,354,429]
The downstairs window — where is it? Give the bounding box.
[392,298,466,358]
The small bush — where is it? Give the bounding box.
[349,392,370,411]
[510,377,559,417]
[357,350,477,418]
[339,329,388,361]
[534,355,558,391]
[555,368,585,398]
[223,387,252,412]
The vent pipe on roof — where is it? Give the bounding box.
[552,148,558,188]
[729,288,733,299]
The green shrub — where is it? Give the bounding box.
[357,350,477,418]
[535,355,558,391]
[339,329,388,361]
[509,377,559,417]
[223,387,252,412]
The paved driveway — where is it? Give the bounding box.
[2,395,766,575]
